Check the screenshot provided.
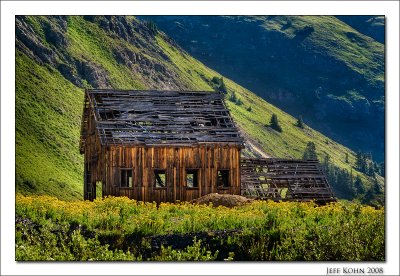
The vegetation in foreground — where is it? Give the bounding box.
[16,195,384,261]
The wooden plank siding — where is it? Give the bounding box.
[84,132,242,202]
[83,111,107,201]
[103,145,241,203]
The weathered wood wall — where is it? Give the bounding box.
[102,145,241,203]
[83,109,106,201]
[83,115,242,203]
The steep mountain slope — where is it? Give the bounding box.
[143,16,384,162]
[15,16,383,203]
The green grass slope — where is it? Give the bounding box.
[15,16,383,202]
[145,15,384,162]
[258,15,384,87]
[16,51,84,200]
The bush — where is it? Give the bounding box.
[228,91,242,106]
[150,238,218,261]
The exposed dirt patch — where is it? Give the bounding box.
[237,125,270,158]
[191,193,253,208]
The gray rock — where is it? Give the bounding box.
[44,23,69,47]
[76,60,111,88]
[57,63,83,87]
[15,17,57,65]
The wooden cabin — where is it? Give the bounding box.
[80,89,244,202]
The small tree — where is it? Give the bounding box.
[322,153,331,175]
[356,150,368,173]
[218,78,227,94]
[354,175,365,194]
[295,115,304,129]
[269,113,282,132]
[229,91,237,103]
[362,186,375,204]
[373,178,382,195]
[302,141,318,160]
[246,106,252,112]
[211,76,227,94]
[367,162,375,176]
[379,161,385,177]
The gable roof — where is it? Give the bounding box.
[80,89,243,152]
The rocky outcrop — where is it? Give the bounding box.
[16,17,57,65]
[15,15,187,90]
[76,60,111,88]
[112,44,183,90]
[57,63,83,87]
[43,18,69,47]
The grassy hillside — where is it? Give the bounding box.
[258,16,384,88]
[15,51,84,200]
[15,16,383,203]
[145,15,384,162]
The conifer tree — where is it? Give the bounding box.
[302,142,318,160]
[379,162,385,177]
[269,113,282,132]
[219,77,227,94]
[296,115,304,129]
[354,175,365,194]
[323,153,330,174]
[373,178,382,194]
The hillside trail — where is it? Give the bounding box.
[246,140,270,158]
[240,130,270,158]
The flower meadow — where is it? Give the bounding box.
[15,195,384,261]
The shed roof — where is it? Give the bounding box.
[80,89,244,152]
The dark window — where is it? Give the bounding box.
[120,169,133,188]
[186,169,199,188]
[217,170,230,188]
[154,170,166,188]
